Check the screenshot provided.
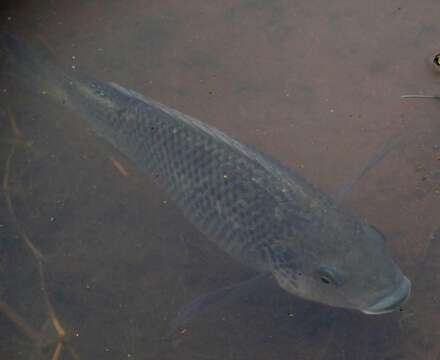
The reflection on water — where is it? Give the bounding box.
[1,0,440,359]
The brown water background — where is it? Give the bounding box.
[1,1,440,359]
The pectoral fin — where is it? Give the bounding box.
[169,274,269,335]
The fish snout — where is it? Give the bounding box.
[361,276,411,315]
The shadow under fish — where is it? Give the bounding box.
[1,34,411,330]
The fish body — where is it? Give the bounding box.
[1,34,410,314]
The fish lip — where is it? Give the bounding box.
[361,276,411,315]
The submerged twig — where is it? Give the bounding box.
[110,156,130,177]
[3,146,44,260]
[7,107,24,139]
[37,262,66,340]
[2,108,81,359]
[401,94,440,100]
[51,342,63,360]
[0,300,42,343]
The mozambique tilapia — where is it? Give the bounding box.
[1,34,410,314]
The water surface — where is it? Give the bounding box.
[1,0,440,359]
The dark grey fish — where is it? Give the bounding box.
[1,34,410,314]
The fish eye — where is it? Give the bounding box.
[317,267,340,286]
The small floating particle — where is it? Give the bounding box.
[110,157,129,177]
[8,108,23,138]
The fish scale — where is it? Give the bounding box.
[98,96,306,269]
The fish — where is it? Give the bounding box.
[1,34,410,315]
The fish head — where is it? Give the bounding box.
[272,217,410,315]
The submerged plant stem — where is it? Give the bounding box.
[0,300,42,343]
[2,108,81,359]
[51,342,63,360]
[3,146,44,260]
[401,94,440,99]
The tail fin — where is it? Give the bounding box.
[1,33,71,104]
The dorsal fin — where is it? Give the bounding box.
[108,82,149,102]
[334,136,404,205]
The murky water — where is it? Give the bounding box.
[1,1,440,359]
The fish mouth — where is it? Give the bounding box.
[362,276,411,315]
